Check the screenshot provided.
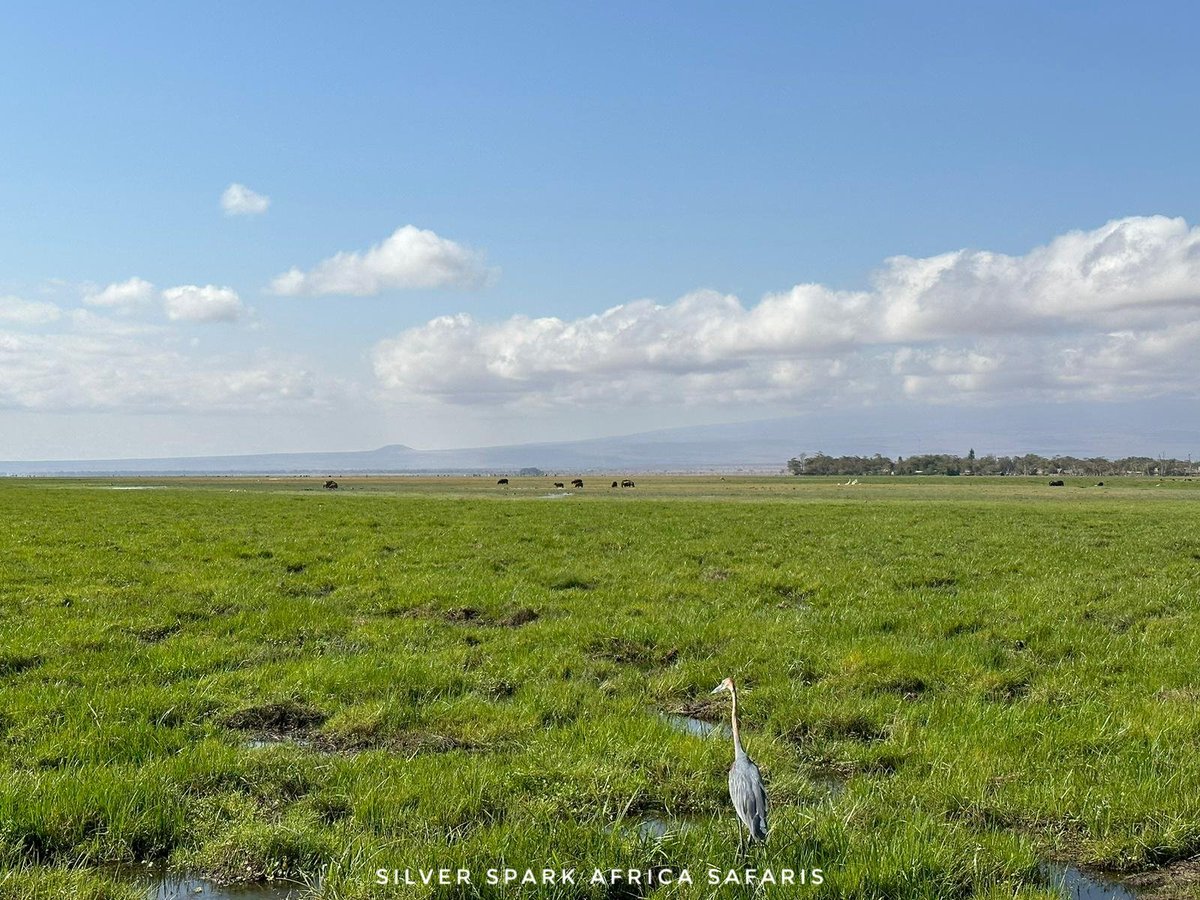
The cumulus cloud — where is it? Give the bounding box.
[270,225,493,296]
[83,277,156,311]
[0,296,61,326]
[372,216,1200,409]
[220,183,270,216]
[162,285,244,323]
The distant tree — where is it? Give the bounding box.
[785,450,1199,476]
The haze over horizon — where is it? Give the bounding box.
[3,4,1199,461]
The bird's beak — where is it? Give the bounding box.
[710,683,725,694]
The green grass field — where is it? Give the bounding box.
[2,475,1199,899]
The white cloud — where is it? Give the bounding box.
[83,277,156,311]
[220,183,270,216]
[0,317,338,413]
[162,285,244,323]
[372,215,1200,410]
[270,225,493,296]
[0,296,61,326]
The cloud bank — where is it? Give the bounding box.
[270,225,493,296]
[221,183,270,216]
[0,296,62,326]
[0,321,332,414]
[373,216,1200,409]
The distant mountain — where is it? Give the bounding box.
[4,400,1198,475]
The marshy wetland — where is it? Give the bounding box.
[2,475,1200,898]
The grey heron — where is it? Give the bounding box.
[711,677,768,850]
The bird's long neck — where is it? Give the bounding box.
[730,682,746,758]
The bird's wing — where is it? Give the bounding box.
[729,758,769,840]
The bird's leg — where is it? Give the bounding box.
[736,825,745,863]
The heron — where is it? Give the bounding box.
[711,677,768,852]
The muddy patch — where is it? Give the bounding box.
[899,575,959,593]
[132,623,183,643]
[245,724,478,756]
[787,713,887,745]
[223,701,328,741]
[409,604,540,628]
[320,730,477,755]
[497,607,539,627]
[772,584,814,606]
[0,654,43,677]
[549,574,595,591]
[874,675,929,701]
[982,673,1033,703]
[589,637,678,669]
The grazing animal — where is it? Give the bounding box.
[711,677,768,850]
[621,479,635,487]
[1049,479,1064,487]
[554,482,564,488]
[323,480,338,490]
[571,479,584,488]
[497,478,510,485]
[1096,481,1104,487]
[611,481,619,488]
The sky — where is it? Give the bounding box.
[2,2,1199,460]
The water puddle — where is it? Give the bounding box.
[660,713,729,737]
[809,772,847,799]
[147,876,307,899]
[629,815,705,840]
[245,737,311,750]
[1041,864,1136,899]
[539,492,574,499]
[108,865,310,899]
[607,812,708,841]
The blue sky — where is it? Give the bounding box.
[2,3,1199,459]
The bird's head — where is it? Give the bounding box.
[710,677,735,695]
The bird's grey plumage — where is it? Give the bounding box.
[729,754,768,840]
[711,676,768,843]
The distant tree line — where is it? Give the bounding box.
[787,450,1200,477]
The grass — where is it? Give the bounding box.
[1,475,1199,898]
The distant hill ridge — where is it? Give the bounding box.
[3,401,1199,475]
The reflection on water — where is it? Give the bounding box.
[1041,864,1137,900]
[616,814,706,840]
[147,876,306,900]
[111,865,310,900]
[660,713,729,737]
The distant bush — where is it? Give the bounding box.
[786,450,1199,477]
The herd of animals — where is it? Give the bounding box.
[320,477,634,490]
[495,478,635,488]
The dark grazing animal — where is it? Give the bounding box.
[571,479,584,488]
[611,481,618,488]
[1048,479,1064,486]
[497,478,510,485]
[621,479,635,487]
[323,480,338,490]
[554,482,564,488]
